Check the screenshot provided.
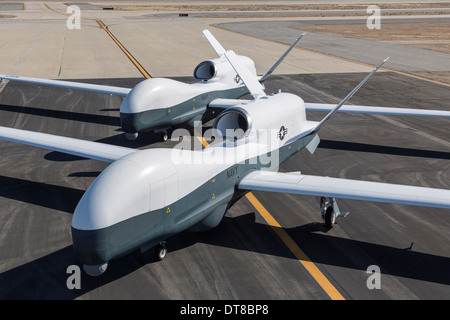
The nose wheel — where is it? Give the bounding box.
[156,128,173,142]
[156,241,167,260]
[83,263,108,277]
[125,132,139,140]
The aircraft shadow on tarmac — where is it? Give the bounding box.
[0,175,84,214]
[0,208,448,299]
[0,103,121,127]
[42,135,450,163]
[320,139,450,160]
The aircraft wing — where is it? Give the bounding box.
[238,171,450,209]
[305,103,450,118]
[0,75,131,96]
[0,126,136,163]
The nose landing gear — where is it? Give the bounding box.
[156,241,167,261]
[125,132,139,140]
[83,263,108,277]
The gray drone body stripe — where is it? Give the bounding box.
[120,86,249,133]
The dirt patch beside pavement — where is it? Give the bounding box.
[292,22,450,84]
[292,22,450,55]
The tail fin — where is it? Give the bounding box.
[203,29,306,84]
[224,50,267,99]
[203,29,226,57]
[259,33,306,83]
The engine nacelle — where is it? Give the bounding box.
[212,93,307,144]
[193,55,257,85]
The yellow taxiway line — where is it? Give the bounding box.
[43,4,151,79]
[245,193,345,300]
[96,20,152,79]
[195,139,344,299]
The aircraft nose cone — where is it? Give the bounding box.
[120,77,201,133]
[72,157,151,231]
[71,154,152,265]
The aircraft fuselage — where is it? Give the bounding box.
[120,78,249,133]
[72,93,314,267]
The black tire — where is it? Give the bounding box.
[324,206,335,228]
[156,243,167,261]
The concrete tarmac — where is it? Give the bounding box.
[0,72,448,300]
[215,19,450,72]
[0,1,448,301]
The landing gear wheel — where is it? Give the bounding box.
[83,263,108,277]
[161,128,174,142]
[156,242,167,261]
[125,132,139,141]
[324,206,336,228]
[160,128,173,142]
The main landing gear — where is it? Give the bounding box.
[320,197,350,228]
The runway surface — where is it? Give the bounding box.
[215,19,450,72]
[0,72,448,300]
[0,1,449,300]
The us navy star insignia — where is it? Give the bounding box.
[277,126,288,140]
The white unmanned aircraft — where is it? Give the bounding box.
[0,30,305,141]
[0,31,450,276]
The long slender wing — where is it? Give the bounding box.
[238,171,450,209]
[0,75,131,96]
[305,103,450,118]
[0,126,136,163]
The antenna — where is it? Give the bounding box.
[313,57,389,132]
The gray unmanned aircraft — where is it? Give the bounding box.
[0,30,305,141]
[0,31,449,276]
